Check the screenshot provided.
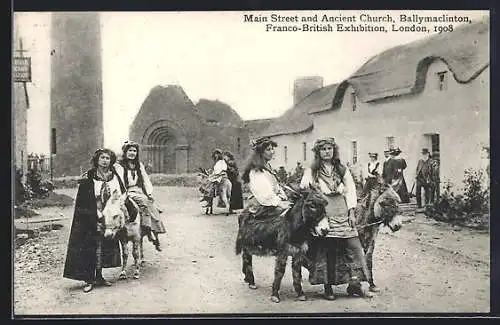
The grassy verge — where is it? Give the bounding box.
[52,173,201,189]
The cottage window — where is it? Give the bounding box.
[284,146,288,165]
[302,142,307,161]
[437,71,447,91]
[386,136,395,150]
[351,141,358,164]
[351,90,357,111]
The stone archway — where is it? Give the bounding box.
[140,120,189,174]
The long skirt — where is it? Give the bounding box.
[216,178,232,208]
[307,193,369,285]
[307,236,369,285]
[127,187,166,234]
[229,179,244,210]
[393,175,410,203]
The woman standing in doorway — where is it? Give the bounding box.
[115,141,166,252]
[300,138,373,300]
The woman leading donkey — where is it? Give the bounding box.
[300,138,374,300]
[114,141,166,252]
[236,136,329,302]
[209,148,233,215]
[63,148,137,293]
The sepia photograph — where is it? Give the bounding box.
[12,10,490,316]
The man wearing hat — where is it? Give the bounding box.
[430,150,440,202]
[381,150,391,183]
[415,148,433,208]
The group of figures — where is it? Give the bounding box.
[62,135,403,304]
[234,137,403,302]
[63,141,167,293]
[198,149,244,215]
[360,147,440,209]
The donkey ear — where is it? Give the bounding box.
[119,192,128,205]
[111,189,121,201]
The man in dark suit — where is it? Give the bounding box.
[382,150,392,184]
[430,150,440,202]
[415,148,433,208]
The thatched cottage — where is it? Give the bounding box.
[259,17,489,190]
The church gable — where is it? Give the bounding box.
[131,85,203,133]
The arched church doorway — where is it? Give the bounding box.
[140,120,189,174]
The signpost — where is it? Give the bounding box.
[14,38,32,180]
[13,57,32,83]
[13,38,31,83]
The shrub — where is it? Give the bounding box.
[425,168,489,228]
[52,173,201,189]
[148,173,200,187]
[25,169,55,199]
[15,168,27,204]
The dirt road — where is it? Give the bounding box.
[13,186,490,315]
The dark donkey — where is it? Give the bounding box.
[235,184,328,303]
[197,167,215,214]
[355,183,403,292]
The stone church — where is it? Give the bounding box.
[128,85,271,173]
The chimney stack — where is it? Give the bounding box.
[293,76,324,106]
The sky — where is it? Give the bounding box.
[13,10,489,154]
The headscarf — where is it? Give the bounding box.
[312,137,337,153]
[249,137,278,153]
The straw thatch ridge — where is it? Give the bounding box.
[345,16,489,103]
[260,83,340,137]
[260,16,489,137]
[243,118,275,138]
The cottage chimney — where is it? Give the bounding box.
[293,76,324,106]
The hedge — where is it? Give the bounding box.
[52,173,201,189]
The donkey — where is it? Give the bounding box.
[355,183,403,292]
[102,189,148,280]
[198,167,232,215]
[198,168,215,214]
[235,184,328,303]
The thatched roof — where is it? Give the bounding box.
[194,99,242,126]
[259,83,340,137]
[347,16,489,102]
[243,118,275,138]
[260,17,489,137]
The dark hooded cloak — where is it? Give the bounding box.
[63,168,136,282]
